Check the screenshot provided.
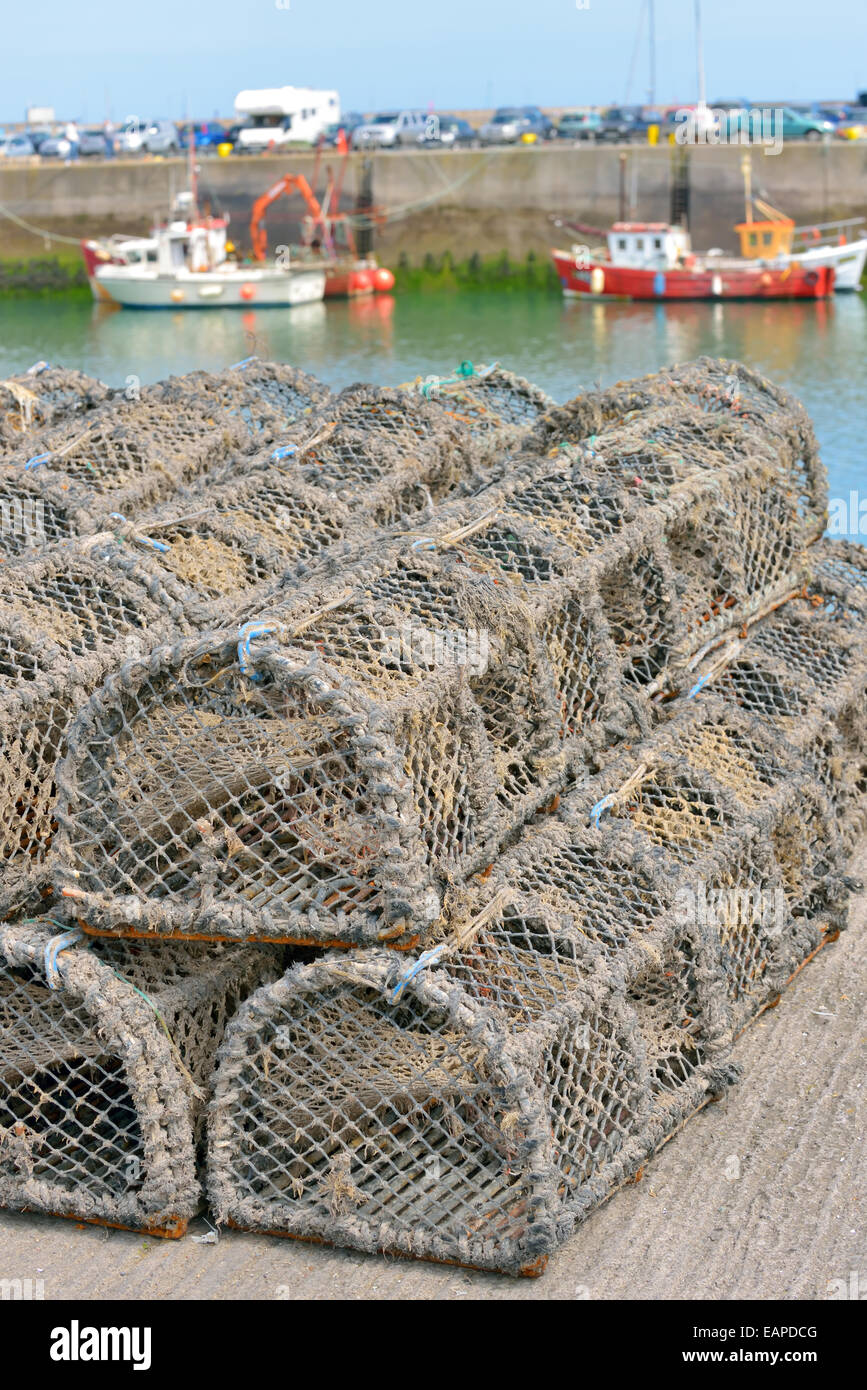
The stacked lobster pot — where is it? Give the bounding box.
[124,384,480,624]
[148,359,334,443]
[0,364,112,450]
[50,378,826,951]
[402,361,557,468]
[0,389,252,560]
[4,355,864,1271]
[0,910,280,1236]
[0,544,196,918]
[207,689,855,1273]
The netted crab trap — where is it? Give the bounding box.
[401,362,556,462]
[52,395,824,949]
[205,692,854,1275]
[0,916,280,1236]
[0,546,195,917]
[530,356,823,511]
[151,360,333,443]
[1,391,249,544]
[200,382,478,504]
[683,538,867,853]
[0,365,111,450]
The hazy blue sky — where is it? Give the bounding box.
[3,0,865,122]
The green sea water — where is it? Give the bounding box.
[2,289,865,522]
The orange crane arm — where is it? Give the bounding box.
[249,174,329,262]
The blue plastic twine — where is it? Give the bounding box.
[237,621,281,682]
[44,929,84,991]
[108,513,171,553]
[24,453,51,470]
[271,444,298,462]
[391,944,448,1002]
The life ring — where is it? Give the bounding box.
[804,270,819,286]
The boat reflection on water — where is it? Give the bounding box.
[87,299,328,385]
[562,294,836,381]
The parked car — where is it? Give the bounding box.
[416,114,477,147]
[0,134,36,158]
[178,121,228,150]
[479,106,556,144]
[116,117,147,154]
[144,119,180,154]
[596,106,653,142]
[321,113,365,146]
[556,110,601,140]
[26,129,54,153]
[725,106,834,142]
[352,110,427,147]
[78,128,108,157]
[36,134,72,158]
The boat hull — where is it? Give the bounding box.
[552,250,835,300]
[789,238,867,291]
[92,264,326,309]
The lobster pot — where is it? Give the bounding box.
[0,367,111,449]
[700,549,867,852]
[0,921,280,1236]
[207,950,650,1276]
[152,360,333,442]
[530,356,826,544]
[133,479,357,616]
[406,364,555,465]
[550,695,848,1020]
[3,392,250,522]
[0,549,194,915]
[52,416,820,949]
[197,384,476,506]
[0,467,99,559]
[206,698,853,1276]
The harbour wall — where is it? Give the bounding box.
[2,143,866,262]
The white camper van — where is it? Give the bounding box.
[234,87,340,150]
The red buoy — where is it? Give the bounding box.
[240,283,256,301]
[372,266,395,292]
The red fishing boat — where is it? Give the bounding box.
[552,222,834,301]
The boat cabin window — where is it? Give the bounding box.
[762,232,773,246]
[636,238,645,250]
[617,238,627,250]
[749,233,758,246]
[653,238,662,249]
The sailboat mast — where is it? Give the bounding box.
[189,124,198,219]
[648,0,656,106]
[695,0,707,107]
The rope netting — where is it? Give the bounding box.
[0,366,112,450]
[0,546,196,916]
[150,359,333,442]
[0,917,280,1234]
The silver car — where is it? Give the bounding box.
[353,110,426,148]
[478,107,529,144]
[0,134,36,157]
[144,119,180,154]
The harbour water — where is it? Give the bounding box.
[2,289,865,521]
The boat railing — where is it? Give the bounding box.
[792,216,866,249]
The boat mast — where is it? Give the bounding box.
[695,0,707,108]
[648,0,656,106]
[189,123,198,220]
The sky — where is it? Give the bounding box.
[2,0,866,123]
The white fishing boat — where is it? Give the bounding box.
[81,133,326,310]
[92,222,326,309]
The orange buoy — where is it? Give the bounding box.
[372,266,396,292]
[350,268,375,294]
[240,283,256,301]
